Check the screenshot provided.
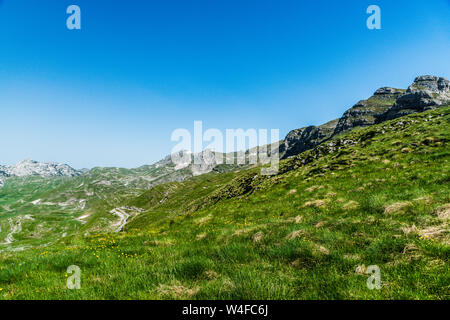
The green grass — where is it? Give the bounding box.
[0,107,449,299]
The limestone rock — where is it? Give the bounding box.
[280,119,338,159]
[379,76,450,121]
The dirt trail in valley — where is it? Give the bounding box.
[109,207,144,232]
[110,208,131,232]
[4,217,22,244]
[2,215,34,244]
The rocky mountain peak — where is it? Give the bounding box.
[374,87,404,96]
[0,160,82,187]
[191,149,223,176]
[331,87,404,137]
[281,74,449,160]
[7,159,81,177]
[408,75,450,93]
[380,75,450,121]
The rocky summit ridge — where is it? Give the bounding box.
[281,75,449,159]
[0,159,82,187]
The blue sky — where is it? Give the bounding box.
[0,0,449,168]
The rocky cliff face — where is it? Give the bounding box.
[191,149,225,176]
[280,119,339,159]
[281,75,449,159]
[141,149,234,182]
[377,75,450,121]
[333,87,404,135]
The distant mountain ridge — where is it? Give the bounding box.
[0,149,240,194]
[0,159,82,187]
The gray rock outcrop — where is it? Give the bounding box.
[378,76,450,121]
[280,119,339,159]
[281,75,449,159]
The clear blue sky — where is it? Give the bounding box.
[0,0,449,168]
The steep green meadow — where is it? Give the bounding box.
[0,107,449,299]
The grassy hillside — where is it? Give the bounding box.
[0,158,242,251]
[0,107,449,299]
[0,168,159,250]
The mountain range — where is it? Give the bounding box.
[1,75,448,188]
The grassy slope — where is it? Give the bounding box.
[0,153,243,250]
[0,107,449,299]
[0,169,154,249]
